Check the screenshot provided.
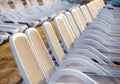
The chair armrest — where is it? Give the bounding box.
[73,44,114,64]
[69,48,107,64]
[49,68,98,84]
[59,58,108,76]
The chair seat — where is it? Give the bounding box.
[101,64,120,71]
[57,75,86,84]
[0,27,19,34]
[0,23,28,32]
[58,74,120,84]
[102,52,120,58]
[89,74,120,84]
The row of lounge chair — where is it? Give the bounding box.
[0,0,76,45]
[9,0,120,83]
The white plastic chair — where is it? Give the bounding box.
[0,0,41,27]
[24,0,77,20]
[80,5,93,23]
[0,1,28,32]
[65,11,80,38]
[86,0,120,25]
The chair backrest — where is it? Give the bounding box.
[92,0,100,15]
[25,0,39,6]
[59,13,76,41]
[100,0,105,8]
[13,0,25,9]
[24,0,32,7]
[54,16,74,53]
[86,1,97,19]
[10,33,46,84]
[65,11,80,38]
[94,0,101,11]
[42,0,56,5]
[92,0,101,16]
[42,22,65,65]
[25,28,56,79]
[71,8,85,33]
[0,0,9,12]
[87,0,100,19]
[86,2,94,20]
[76,7,86,28]
[80,5,93,23]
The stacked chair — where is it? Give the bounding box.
[9,0,120,83]
[0,0,77,45]
[0,0,28,45]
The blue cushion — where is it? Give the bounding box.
[107,0,120,6]
[62,0,83,3]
